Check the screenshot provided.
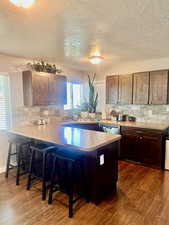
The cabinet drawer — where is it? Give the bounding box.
[121,126,163,138]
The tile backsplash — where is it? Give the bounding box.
[12,106,63,126]
[107,104,169,123]
[11,104,169,126]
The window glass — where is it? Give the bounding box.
[72,83,81,108]
[0,75,10,130]
[64,82,81,110]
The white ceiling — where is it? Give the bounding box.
[1,0,169,70]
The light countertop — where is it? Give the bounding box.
[99,120,169,130]
[9,124,121,152]
[63,120,169,130]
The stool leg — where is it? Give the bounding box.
[48,156,56,204]
[27,149,35,190]
[5,143,12,178]
[68,163,74,218]
[16,145,21,185]
[68,193,73,218]
[42,152,47,201]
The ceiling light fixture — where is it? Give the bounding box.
[9,0,35,8]
[89,56,104,64]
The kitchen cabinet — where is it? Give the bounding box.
[22,70,67,106]
[133,72,149,104]
[120,133,140,162]
[106,75,119,104]
[118,74,133,104]
[49,74,67,105]
[32,73,49,105]
[140,134,162,166]
[63,123,101,131]
[149,70,169,104]
[120,126,166,168]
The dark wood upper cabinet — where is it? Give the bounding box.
[49,74,67,105]
[149,70,169,105]
[133,72,149,104]
[106,75,119,104]
[23,70,67,106]
[32,73,49,106]
[118,74,133,104]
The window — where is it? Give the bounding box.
[64,82,82,110]
[0,75,10,130]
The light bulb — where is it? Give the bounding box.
[10,0,35,8]
[89,56,103,64]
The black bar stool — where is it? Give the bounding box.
[27,144,57,201]
[5,136,31,185]
[48,152,89,218]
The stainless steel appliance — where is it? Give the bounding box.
[117,114,127,122]
[165,137,169,170]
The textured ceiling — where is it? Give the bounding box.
[1,0,169,70]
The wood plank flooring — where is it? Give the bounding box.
[1,161,169,225]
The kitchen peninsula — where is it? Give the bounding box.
[9,123,121,204]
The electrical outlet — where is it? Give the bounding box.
[100,154,104,165]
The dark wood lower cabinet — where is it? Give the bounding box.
[120,127,167,169]
[64,123,101,131]
[64,123,167,169]
[120,134,140,162]
[140,135,163,166]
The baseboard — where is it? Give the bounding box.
[0,167,5,174]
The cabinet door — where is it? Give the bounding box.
[140,135,162,167]
[106,76,119,104]
[32,74,49,106]
[120,134,140,162]
[118,74,133,104]
[48,74,59,105]
[149,70,169,104]
[133,72,149,104]
[57,75,67,105]
[49,75,67,105]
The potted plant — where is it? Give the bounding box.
[77,101,89,119]
[27,60,62,74]
[77,74,98,120]
[88,73,98,119]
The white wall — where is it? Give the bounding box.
[0,54,87,173]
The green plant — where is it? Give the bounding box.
[27,60,62,74]
[88,73,98,113]
[77,101,89,112]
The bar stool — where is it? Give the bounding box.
[27,144,57,200]
[48,152,89,218]
[5,136,31,185]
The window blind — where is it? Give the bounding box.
[0,75,10,130]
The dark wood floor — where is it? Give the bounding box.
[1,161,169,225]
